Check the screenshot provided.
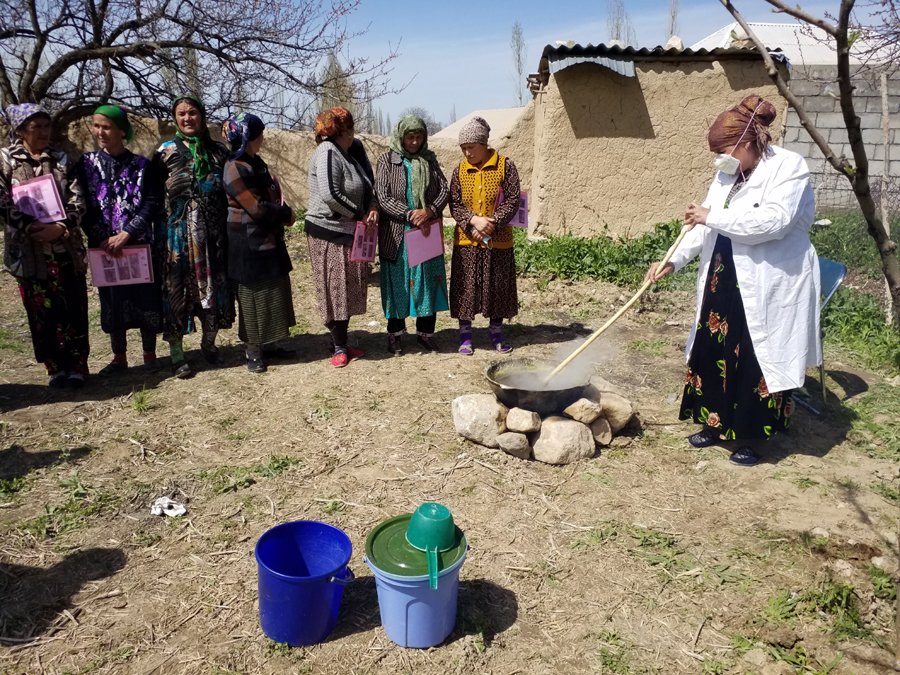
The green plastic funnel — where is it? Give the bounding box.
[405,503,456,589]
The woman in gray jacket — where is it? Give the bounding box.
[305,107,378,368]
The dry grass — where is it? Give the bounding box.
[0,242,896,674]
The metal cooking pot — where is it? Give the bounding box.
[485,357,590,417]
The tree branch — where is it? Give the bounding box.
[718,0,851,176]
[763,0,838,37]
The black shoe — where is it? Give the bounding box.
[416,335,440,353]
[48,372,67,389]
[66,372,86,389]
[200,346,220,365]
[247,357,267,373]
[387,333,403,356]
[262,346,296,360]
[99,361,128,377]
[688,427,720,448]
[172,361,194,379]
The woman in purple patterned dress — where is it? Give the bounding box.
[80,105,163,375]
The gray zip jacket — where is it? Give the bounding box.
[306,140,373,240]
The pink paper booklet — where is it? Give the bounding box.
[11,175,66,224]
[404,222,444,268]
[496,189,528,228]
[88,245,154,287]
[350,221,377,262]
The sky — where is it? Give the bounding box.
[342,0,839,128]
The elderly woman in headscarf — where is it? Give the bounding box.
[0,103,89,387]
[375,114,450,355]
[448,116,521,355]
[305,106,378,368]
[646,93,820,466]
[80,104,163,376]
[222,112,296,374]
[154,95,233,379]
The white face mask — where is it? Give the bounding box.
[713,153,741,175]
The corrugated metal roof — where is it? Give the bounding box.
[691,22,868,65]
[535,42,788,84]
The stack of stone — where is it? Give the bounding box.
[451,376,634,465]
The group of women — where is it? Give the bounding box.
[306,108,521,365]
[1,92,822,466]
[0,100,522,384]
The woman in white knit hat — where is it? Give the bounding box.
[448,116,521,355]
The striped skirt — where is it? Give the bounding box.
[236,275,295,345]
[307,235,369,324]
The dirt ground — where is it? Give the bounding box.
[0,236,897,675]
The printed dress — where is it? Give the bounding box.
[0,142,90,376]
[679,179,794,440]
[80,150,163,336]
[377,154,450,322]
[154,137,234,340]
[448,151,520,321]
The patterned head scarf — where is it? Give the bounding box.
[314,107,354,143]
[4,103,51,143]
[707,94,777,155]
[93,104,134,143]
[390,115,435,211]
[171,95,206,119]
[458,116,490,146]
[223,112,265,158]
[171,95,212,182]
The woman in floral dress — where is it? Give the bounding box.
[1,104,89,387]
[647,94,820,465]
[81,104,163,375]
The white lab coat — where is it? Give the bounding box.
[668,145,821,393]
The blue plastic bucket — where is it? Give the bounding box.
[255,520,353,646]
[365,549,467,648]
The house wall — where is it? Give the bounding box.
[782,64,900,211]
[531,59,787,238]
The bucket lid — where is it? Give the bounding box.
[366,514,467,577]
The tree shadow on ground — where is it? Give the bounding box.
[0,547,126,644]
[0,444,92,484]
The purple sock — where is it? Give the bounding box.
[459,320,472,345]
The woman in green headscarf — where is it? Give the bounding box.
[374,115,450,355]
[153,95,234,379]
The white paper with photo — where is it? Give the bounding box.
[11,175,66,224]
[88,245,154,287]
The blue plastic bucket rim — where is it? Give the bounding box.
[255,520,352,584]
[364,546,468,584]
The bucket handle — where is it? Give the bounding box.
[329,567,355,586]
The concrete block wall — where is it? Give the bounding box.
[782,64,900,212]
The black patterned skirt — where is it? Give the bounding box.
[679,235,794,440]
[449,245,518,321]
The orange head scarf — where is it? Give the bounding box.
[707,94,777,155]
[314,107,354,143]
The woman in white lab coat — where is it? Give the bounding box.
[647,94,821,465]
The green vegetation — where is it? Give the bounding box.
[130,387,154,413]
[593,630,634,674]
[846,383,900,461]
[511,213,900,374]
[513,220,697,289]
[870,481,900,504]
[572,522,619,550]
[197,455,302,493]
[18,474,121,539]
[869,565,896,602]
[0,327,27,352]
[0,476,27,499]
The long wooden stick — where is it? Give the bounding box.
[543,225,691,385]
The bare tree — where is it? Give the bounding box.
[667,0,679,39]
[0,0,398,127]
[719,0,900,330]
[449,104,457,124]
[511,20,527,106]
[607,0,637,46]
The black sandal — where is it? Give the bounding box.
[687,427,720,448]
[729,447,760,466]
[172,361,194,379]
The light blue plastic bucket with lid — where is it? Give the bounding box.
[364,507,468,648]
